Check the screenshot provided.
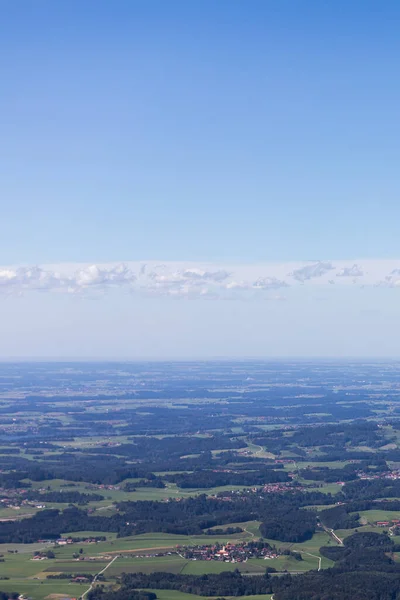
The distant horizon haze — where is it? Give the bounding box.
[1,258,400,360]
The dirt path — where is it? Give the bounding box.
[81,555,118,599]
[299,550,322,571]
[320,523,343,545]
[329,528,343,545]
[243,527,255,538]
[106,545,177,555]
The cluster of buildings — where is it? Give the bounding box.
[180,542,279,563]
[376,519,400,527]
[36,536,105,546]
[332,469,400,486]
[212,482,305,503]
[357,470,400,482]
[86,483,121,491]
[261,482,302,493]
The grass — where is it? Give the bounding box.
[335,524,378,539]
[305,504,336,511]
[0,580,89,600]
[392,535,400,545]
[107,556,188,576]
[181,559,266,575]
[0,542,53,555]
[0,506,39,519]
[245,442,275,459]
[53,532,257,560]
[0,510,335,595]
[292,532,332,553]
[252,531,335,570]
[181,554,318,574]
[198,520,261,538]
[60,531,118,540]
[305,483,343,495]
[0,553,56,578]
[4,528,331,583]
[295,461,352,469]
[358,509,400,523]
[22,478,272,503]
[44,556,189,576]
[44,561,106,574]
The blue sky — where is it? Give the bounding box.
[1,1,400,358]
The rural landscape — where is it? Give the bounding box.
[0,361,398,600]
[3,0,400,598]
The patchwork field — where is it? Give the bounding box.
[1,361,400,600]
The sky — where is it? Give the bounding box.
[1,0,400,359]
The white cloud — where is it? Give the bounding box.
[223,276,288,292]
[182,269,231,282]
[0,264,136,295]
[1,259,400,298]
[377,269,400,288]
[253,276,289,290]
[224,280,250,290]
[289,261,334,282]
[71,264,135,290]
[336,264,364,277]
[0,267,64,293]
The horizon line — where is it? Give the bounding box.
[0,356,399,363]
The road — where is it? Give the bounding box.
[245,438,267,457]
[81,555,119,599]
[320,522,343,545]
[299,550,322,571]
[255,444,264,455]
[96,504,114,511]
[328,528,343,545]
[243,527,255,538]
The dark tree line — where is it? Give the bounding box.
[318,504,360,530]
[0,490,333,543]
[259,508,316,542]
[165,468,290,488]
[23,490,103,504]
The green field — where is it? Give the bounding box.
[60,531,118,540]
[0,580,91,600]
[0,506,40,519]
[335,524,378,539]
[0,527,335,597]
[181,559,266,575]
[206,520,262,537]
[305,483,344,495]
[358,509,400,523]
[53,532,255,559]
[181,554,319,574]
[292,532,333,553]
[22,478,280,504]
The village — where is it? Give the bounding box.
[179,541,280,563]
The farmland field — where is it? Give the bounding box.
[0,361,399,600]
